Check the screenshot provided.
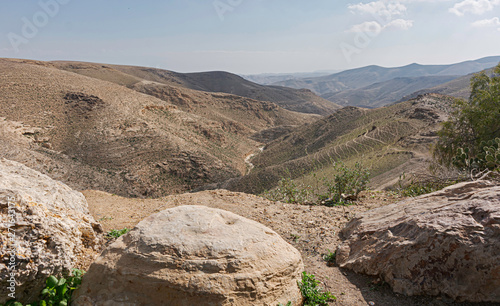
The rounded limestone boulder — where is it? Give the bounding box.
[74,205,304,305]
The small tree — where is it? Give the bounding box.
[434,63,500,174]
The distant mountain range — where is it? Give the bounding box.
[324,75,459,108]
[271,56,500,108]
[240,71,339,86]
[397,67,497,103]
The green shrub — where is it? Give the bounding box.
[106,228,131,239]
[318,162,370,206]
[263,162,370,206]
[298,271,336,306]
[263,171,311,204]
[3,269,85,306]
[322,250,336,266]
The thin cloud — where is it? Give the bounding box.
[449,0,500,16]
[471,16,500,26]
[471,16,500,31]
[348,19,414,33]
[386,19,414,30]
[348,1,407,18]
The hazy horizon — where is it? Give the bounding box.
[1,1,499,74]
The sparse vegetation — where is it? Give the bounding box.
[435,63,500,178]
[317,162,370,206]
[2,269,85,306]
[322,250,336,266]
[264,172,311,204]
[264,162,370,206]
[396,172,452,197]
[106,228,131,239]
[298,271,336,306]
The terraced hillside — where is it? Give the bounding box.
[221,94,454,194]
[0,58,315,197]
[51,61,341,115]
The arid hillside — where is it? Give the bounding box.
[221,94,454,194]
[398,67,496,102]
[51,61,341,115]
[322,75,458,108]
[0,58,315,197]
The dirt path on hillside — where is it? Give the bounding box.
[83,189,486,306]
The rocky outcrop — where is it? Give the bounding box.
[0,158,103,304]
[74,205,304,305]
[336,180,500,302]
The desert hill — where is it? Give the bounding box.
[0,58,315,197]
[273,56,500,107]
[51,61,341,115]
[398,67,496,102]
[323,75,458,108]
[220,94,454,194]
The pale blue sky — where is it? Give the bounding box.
[1,0,499,74]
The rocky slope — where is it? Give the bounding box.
[0,58,315,197]
[51,61,341,115]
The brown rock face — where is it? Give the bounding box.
[74,205,304,306]
[0,159,103,304]
[336,181,500,302]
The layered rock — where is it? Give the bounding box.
[74,205,304,305]
[0,158,103,304]
[336,180,500,302]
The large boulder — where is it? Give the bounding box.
[336,180,500,302]
[74,205,304,306]
[0,158,103,304]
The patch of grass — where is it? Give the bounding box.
[322,250,336,266]
[396,172,455,197]
[298,271,336,306]
[106,228,131,239]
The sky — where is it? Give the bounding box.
[0,0,499,74]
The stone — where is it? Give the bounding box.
[74,205,304,305]
[336,180,500,302]
[0,158,103,304]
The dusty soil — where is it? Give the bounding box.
[83,189,487,306]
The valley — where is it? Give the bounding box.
[1,55,498,306]
[0,57,495,199]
